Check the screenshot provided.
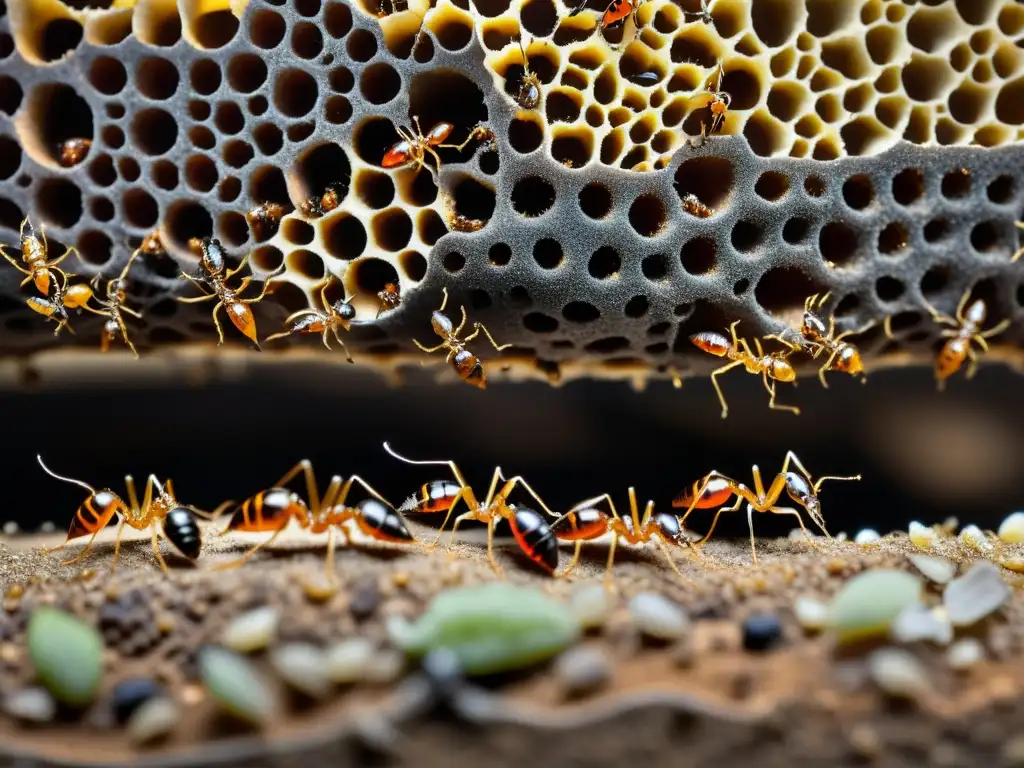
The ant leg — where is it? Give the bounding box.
[485,515,503,578]
[438,286,449,313]
[602,535,619,592]
[920,295,958,327]
[424,145,443,173]
[694,495,744,547]
[817,350,841,389]
[150,527,170,574]
[471,322,513,352]
[745,504,760,566]
[556,541,584,580]
[109,516,127,573]
[980,319,1012,339]
[764,373,800,416]
[117,317,139,359]
[708,360,743,418]
[212,302,226,345]
[239,275,276,304]
[454,305,468,337]
[331,326,354,363]
[177,294,217,304]
[59,529,103,565]
[965,345,979,380]
[432,489,466,548]
[446,508,475,551]
[766,505,823,554]
[224,255,250,280]
[652,537,694,587]
[413,339,448,353]
[212,529,284,571]
[499,476,559,520]
[0,251,30,275]
[953,288,972,325]
[335,474,391,508]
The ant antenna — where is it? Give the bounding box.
[383,441,453,468]
[37,455,96,494]
[517,34,530,68]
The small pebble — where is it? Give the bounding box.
[867,647,930,700]
[568,582,612,630]
[270,644,331,698]
[326,638,375,684]
[199,646,279,726]
[943,562,1011,626]
[2,521,18,535]
[959,524,993,553]
[891,603,953,645]
[111,677,164,724]
[222,606,279,653]
[854,529,880,546]
[553,646,611,698]
[742,611,783,652]
[349,580,381,620]
[126,696,179,746]
[908,521,937,550]
[27,607,103,707]
[828,569,923,643]
[907,554,956,585]
[364,649,405,684]
[998,511,1024,544]
[946,638,984,671]
[794,597,828,632]
[301,573,339,603]
[628,593,690,641]
[3,687,56,722]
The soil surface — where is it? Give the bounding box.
[1,521,1023,768]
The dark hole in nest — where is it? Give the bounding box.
[588,246,620,279]
[755,266,827,316]
[294,142,351,206]
[511,177,555,217]
[452,176,496,222]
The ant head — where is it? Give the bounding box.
[333,300,356,322]
[784,471,818,513]
[653,509,683,542]
[801,310,828,340]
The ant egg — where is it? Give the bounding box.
[998,557,1024,573]
[853,529,880,546]
[959,524,993,553]
[997,511,1024,544]
[908,521,937,550]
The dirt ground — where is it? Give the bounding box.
[1,521,1023,768]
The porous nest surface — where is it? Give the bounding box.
[2,522,1024,766]
[0,0,1023,385]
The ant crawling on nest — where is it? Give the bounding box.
[682,0,713,24]
[550,488,701,589]
[298,184,346,219]
[765,292,874,388]
[59,138,92,168]
[377,282,401,318]
[26,277,94,337]
[264,279,356,362]
[570,0,649,44]
[212,460,417,581]
[177,237,284,348]
[79,246,145,357]
[689,61,731,148]
[512,36,542,110]
[673,451,861,565]
[246,202,286,239]
[1,216,80,297]
[414,286,511,389]
[385,442,560,575]
[887,287,1011,390]
[690,319,801,418]
[37,455,211,573]
[382,117,458,175]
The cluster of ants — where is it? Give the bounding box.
[36,442,859,589]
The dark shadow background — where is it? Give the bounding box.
[2,360,1022,539]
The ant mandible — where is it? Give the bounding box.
[384,442,559,575]
[1,217,79,296]
[551,489,699,589]
[690,319,800,418]
[79,246,144,358]
[414,286,511,389]
[177,237,284,348]
[674,451,861,564]
[37,455,210,573]
[264,280,356,362]
[212,459,415,581]
[886,287,1011,390]
[765,292,873,388]
[382,117,456,175]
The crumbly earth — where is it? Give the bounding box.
[1,522,1024,768]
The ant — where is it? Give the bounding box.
[449,214,487,233]
[264,280,356,362]
[690,319,800,418]
[551,489,698,588]
[1,216,79,296]
[26,278,94,337]
[413,286,511,389]
[570,0,648,38]
[176,237,284,348]
[139,231,164,256]
[681,193,713,218]
[886,288,1010,390]
[377,281,401,318]
[246,202,286,239]
[59,138,92,168]
[212,460,415,581]
[513,37,542,110]
[765,292,873,388]
[689,62,731,148]
[674,451,860,565]
[382,117,456,175]
[37,455,209,573]
[79,246,144,357]
[298,184,345,219]
[385,442,558,575]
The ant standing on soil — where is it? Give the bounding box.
[765,292,873,388]
[264,280,356,362]
[177,237,284,348]
[414,286,511,389]
[887,288,1011,390]
[690,319,801,418]
[37,455,208,573]
[384,442,559,575]
[1,216,79,297]
[674,451,861,565]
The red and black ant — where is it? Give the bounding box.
[674,451,860,564]
[1,216,79,297]
[382,117,456,175]
[385,442,559,575]
[414,286,511,389]
[264,280,356,362]
[38,455,209,573]
[177,237,284,348]
[690,319,800,418]
[886,287,1011,390]
[212,460,415,581]
[551,489,699,588]
[570,0,648,38]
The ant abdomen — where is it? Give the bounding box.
[768,358,796,382]
[453,349,485,387]
[672,476,733,510]
[354,498,415,543]
[510,506,559,573]
[164,507,202,560]
[653,510,683,542]
[552,506,607,540]
[963,299,987,327]
[690,331,730,357]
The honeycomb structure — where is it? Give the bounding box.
[0,0,1023,385]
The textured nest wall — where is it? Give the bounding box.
[0,0,1023,384]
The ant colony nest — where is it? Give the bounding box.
[0,0,1022,385]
